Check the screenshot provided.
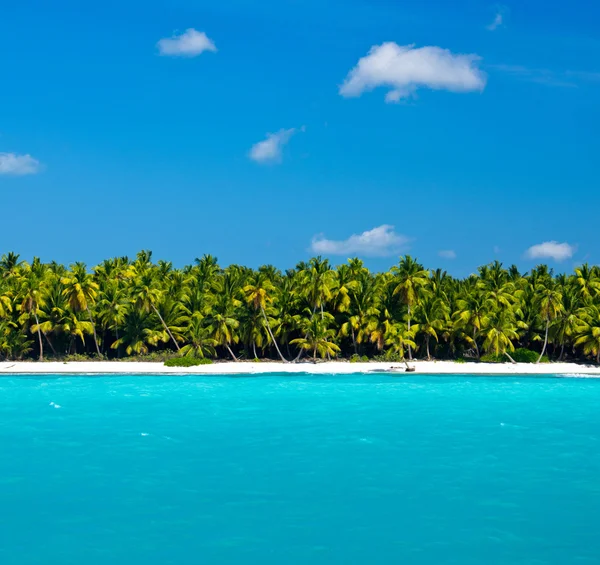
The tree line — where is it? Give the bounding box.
[1,251,600,363]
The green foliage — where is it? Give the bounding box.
[480,353,506,363]
[63,353,105,362]
[120,352,174,363]
[479,348,549,364]
[1,251,599,365]
[164,357,213,367]
[512,348,548,363]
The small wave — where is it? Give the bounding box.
[49,402,61,409]
[140,433,149,436]
[559,373,600,379]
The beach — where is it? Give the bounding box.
[1,360,600,376]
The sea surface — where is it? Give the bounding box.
[1,374,599,565]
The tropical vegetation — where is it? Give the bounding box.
[1,251,600,364]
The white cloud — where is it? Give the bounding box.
[311,225,410,257]
[157,28,217,57]
[493,246,501,254]
[249,128,297,164]
[525,241,575,262]
[438,250,457,259]
[0,153,41,175]
[487,12,503,31]
[339,42,486,102]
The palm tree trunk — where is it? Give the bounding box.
[407,305,413,360]
[473,327,480,359]
[351,327,358,355]
[505,351,517,364]
[537,318,550,363]
[252,342,258,359]
[151,303,180,351]
[426,334,431,360]
[34,312,43,361]
[225,343,238,361]
[559,342,565,361]
[43,332,57,356]
[261,307,288,362]
[86,306,102,357]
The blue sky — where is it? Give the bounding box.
[1,0,599,276]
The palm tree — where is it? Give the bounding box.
[454,289,488,358]
[61,262,102,356]
[130,272,181,351]
[291,311,340,360]
[244,274,288,362]
[392,256,429,360]
[180,315,216,358]
[0,252,22,278]
[574,264,600,303]
[414,295,448,360]
[18,261,47,361]
[481,310,522,363]
[383,322,416,367]
[96,282,128,354]
[111,308,163,356]
[535,283,564,362]
[574,306,600,364]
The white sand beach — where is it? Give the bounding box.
[1,360,600,376]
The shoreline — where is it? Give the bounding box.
[1,360,600,376]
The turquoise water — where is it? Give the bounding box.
[1,375,599,564]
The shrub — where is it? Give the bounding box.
[480,353,505,363]
[122,352,174,363]
[512,348,549,363]
[480,349,550,364]
[63,353,105,362]
[361,355,369,362]
[164,357,213,367]
[455,357,466,364]
[350,354,361,363]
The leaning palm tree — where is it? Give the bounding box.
[481,309,522,364]
[243,274,288,362]
[535,283,564,363]
[130,272,181,351]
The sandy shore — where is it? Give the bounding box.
[1,360,599,376]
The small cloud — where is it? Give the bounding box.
[249,128,297,164]
[340,42,486,103]
[438,250,457,259]
[493,246,501,254]
[525,241,575,262]
[157,28,217,57]
[491,64,600,88]
[487,6,508,31]
[0,153,41,176]
[311,225,410,257]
